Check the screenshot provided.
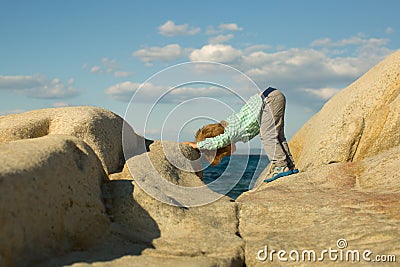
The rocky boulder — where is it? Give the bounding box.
[290,50,400,171]
[238,145,400,266]
[0,106,149,266]
[0,135,110,267]
[39,141,244,267]
[0,106,145,174]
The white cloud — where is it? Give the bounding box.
[243,49,336,88]
[158,20,200,36]
[185,34,391,110]
[339,36,389,47]
[206,23,243,35]
[133,44,188,66]
[208,34,234,44]
[244,44,273,54]
[242,40,391,109]
[52,102,70,107]
[130,31,392,110]
[0,109,25,116]
[205,25,217,35]
[114,71,134,77]
[185,41,390,104]
[108,31,394,123]
[101,57,118,69]
[310,38,332,47]
[244,35,390,84]
[311,34,389,48]
[385,27,394,34]
[86,58,134,77]
[105,81,165,102]
[0,75,79,99]
[105,81,138,102]
[218,23,243,31]
[189,44,242,64]
[304,87,341,100]
[106,81,229,103]
[242,48,368,91]
[90,65,101,73]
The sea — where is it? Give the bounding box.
[202,154,269,199]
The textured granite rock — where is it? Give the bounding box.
[238,145,400,266]
[0,106,144,174]
[0,135,110,267]
[290,50,400,171]
[39,141,244,267]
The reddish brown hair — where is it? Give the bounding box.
[195,122,232,166]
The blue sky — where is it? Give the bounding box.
[1,0,399,152]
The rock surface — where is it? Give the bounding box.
[112,142,244,266]
[289,50,400,171]
[0,106,147,267]
[0,106,143,174]
[0,135,109,267]
[238,145,400,266]
[38,141,244,267]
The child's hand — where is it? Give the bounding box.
[182,141,198,149]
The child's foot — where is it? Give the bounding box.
[264,165,299,183]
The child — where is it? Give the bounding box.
[184,87,298,181]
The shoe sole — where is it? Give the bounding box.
[264,169,299,183]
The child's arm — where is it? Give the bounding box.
[197,131,230,150]
[183,130,231,150]
[182,141,198,149]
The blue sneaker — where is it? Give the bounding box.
[264,166,299,183]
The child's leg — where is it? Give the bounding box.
[278,132,296,169]
[260,89,294,168]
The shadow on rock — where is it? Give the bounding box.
[106,180,161,245]
[38,181,160,267]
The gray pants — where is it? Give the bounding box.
[260,89,295,168]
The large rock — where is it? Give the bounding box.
[0,106,145,174]
[39,141,244,267]
[0,135,110,267]
[122,144,242,264]
[238,145,400,266]
[290,50,400,170]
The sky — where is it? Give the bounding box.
[1,0,399,152]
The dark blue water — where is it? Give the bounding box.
[202,154,269,199]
